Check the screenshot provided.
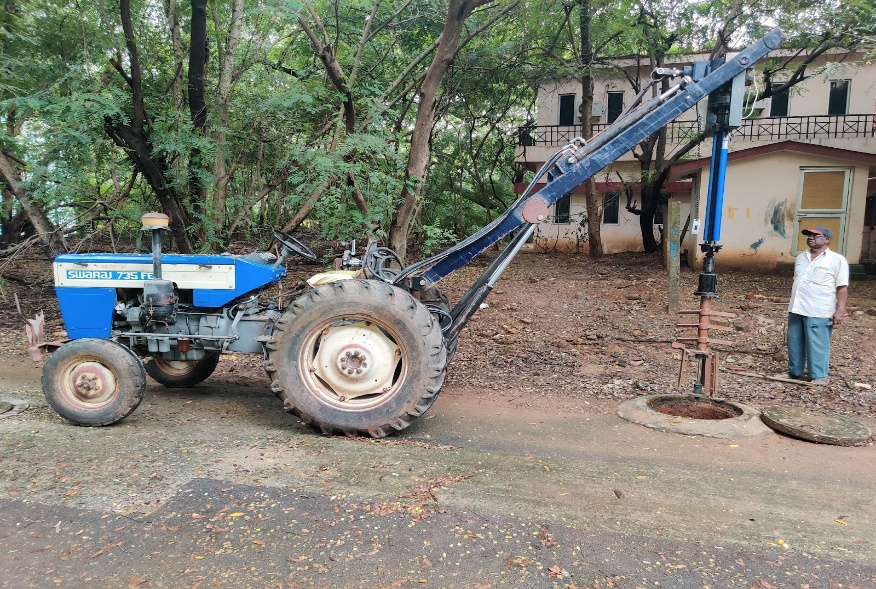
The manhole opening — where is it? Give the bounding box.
[0,401,13,415]
[647,395,743,420]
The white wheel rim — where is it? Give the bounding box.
[307,320,401,406]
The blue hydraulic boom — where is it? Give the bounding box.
[394,28,785,350]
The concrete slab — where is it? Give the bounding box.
[617,394,773,439]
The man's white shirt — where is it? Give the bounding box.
[788,248,849,318]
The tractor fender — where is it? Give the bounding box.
[306,270,360,286]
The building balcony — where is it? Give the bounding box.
[516,113,876,153]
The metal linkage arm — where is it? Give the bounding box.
[395,28,785,288]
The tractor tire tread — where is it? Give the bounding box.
[265,280,446,438]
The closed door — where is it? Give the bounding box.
[794,168,850,254]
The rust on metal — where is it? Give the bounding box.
[673,296,737,396]
[761,406,872,446]
[520,196,551,223]
[69,361,116,403]
[15,293,66,361]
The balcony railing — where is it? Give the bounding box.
[517,114,875,147]
[730,114,876,140]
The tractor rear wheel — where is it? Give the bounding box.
[144,353,220,388]
[265,280,447,437]
[42,338,146,426]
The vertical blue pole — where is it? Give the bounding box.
[703,130,729,243]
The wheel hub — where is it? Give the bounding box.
[312,321,399,400]
[69,362,115,403]
[337,346,371,376]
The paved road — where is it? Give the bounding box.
[1,357,874,588]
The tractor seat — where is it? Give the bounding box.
[243,251,278,265]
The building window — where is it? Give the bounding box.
[558,94,576,126]
[828,80,850,115]
[555,193,571,224]
[769,84,790,118]
[603,192,620,224]
[864,194,876,227]
[606,92,624,124]
[770,84,791,118]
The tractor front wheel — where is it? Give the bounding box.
[42,338,146,426]
[265,280,447,437]
[144,353,220,388]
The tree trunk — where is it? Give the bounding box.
[0,205,33,248]
[578,0,602,257]
[104,122,192,251]
[389,0,494,261]
[211,0,245,241]
[187,0,209,236]
[638,185,660,252]
[163,0,186,113]
[188,0,208,132]
[0,149,66,254]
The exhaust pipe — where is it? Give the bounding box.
[141,212,177,325]
[142,212,170,278]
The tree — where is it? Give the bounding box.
[516,0,632,256]
[419,3,537,244]
[388,0,515,261]
[577,0,603,257]
[623,0,874,252]
[0,0,67,254]
[103,0,193,251]
[0,148,67,254]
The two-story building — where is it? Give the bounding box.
[515,48,876,271]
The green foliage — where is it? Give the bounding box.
[279,131,406,240]
[416,223,458,255]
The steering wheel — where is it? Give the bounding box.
[271,229,317,261]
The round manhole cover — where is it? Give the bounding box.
[761,406,872,446]
[0,401,12,415]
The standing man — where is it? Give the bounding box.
[778,226,849,384]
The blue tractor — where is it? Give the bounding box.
[37,29,785,436]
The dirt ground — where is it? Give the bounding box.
[437,250,876,422]
[2,246,875,422]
